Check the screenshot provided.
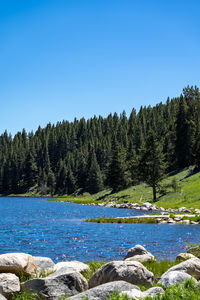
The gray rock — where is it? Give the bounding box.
[158,271,196,288]
[88,260,154,288]
[0,295,7,300]
[69,281,140,300]
[0,273,20,298]
[187,247,200,258]
[34,256,55,275]
[163,258,200,278]
[121,286,164,299]
[53,261,90,275]
[141,202,152,209]
[143,287,164,297]
[124,244,155,262]
[22,271,88,299]
[176,253,196,262]
[0,253,37,276]
[120,289,143,299]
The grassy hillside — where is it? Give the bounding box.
[49,168,200,209]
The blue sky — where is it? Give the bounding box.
[0,0,200,135]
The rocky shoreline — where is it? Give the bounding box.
[93,201,200,214]
[0,245,200,299]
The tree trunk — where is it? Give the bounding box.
[153,185,157,202]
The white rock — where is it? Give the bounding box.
[0,273,20,298]
[163,258,200,278]
[53,261,90,274]
[159,271,196,288]
[0,253,37,276]
[34,256,55,275]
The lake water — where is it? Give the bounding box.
[0,197,199,262]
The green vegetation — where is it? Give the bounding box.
[50,167,200,210]
[109,279,200,300]
[142,260,178,278]
[12,290,39,300]
[86,217,158,224]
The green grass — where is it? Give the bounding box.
[12,290,40,300]
[85,217,158,224]
[48,168,200,210]
[142,260,178,278]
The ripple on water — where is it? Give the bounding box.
[0,197,199,261]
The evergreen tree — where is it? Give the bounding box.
[107,140,131,192]
[86,149,103,194]
[138,130,166,201]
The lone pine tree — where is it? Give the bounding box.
[138,130,166,201]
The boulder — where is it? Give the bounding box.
[124,245,155,262]
[53,261,90,274]
[0,295,7,300]
[0,273,20,298]
[187,247,200,258]
[0,253,37,276]
[34,256,55,275]
[143,287,164,297]
[22,270,88,299]
[69,281,140,300]
[176,253,196,262]
[121,286,164,299]
[141,202,152,209]
[88,260,154,288]
[158,271,196,288]
[162,258,200,278]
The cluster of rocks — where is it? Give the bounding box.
[0,245,200,299]
[94,201,199,214]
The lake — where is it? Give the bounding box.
[0,197,199,262]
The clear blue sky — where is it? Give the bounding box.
[1,0,200,135]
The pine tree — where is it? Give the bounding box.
[86,149,103,194]
[107,140,131,192]
[138,130,166,201]
[175,96,193,168]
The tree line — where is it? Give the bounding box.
[0,85,200,200]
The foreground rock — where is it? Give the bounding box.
[0,253,37,276]
[88,260,154,288]
[0,295,7,300]
[53,261,90,274]
[176,253,196,262]
[0,273,20,298]
[124,245,155,262]
[69,281,140,300]
[22,270,88,299]
[158,271,196,288]
[162,258,200,278]
[34,256,55,274]
[187,247,200,258]
[121,286,164,299]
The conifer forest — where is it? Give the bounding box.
[0,85,200,198]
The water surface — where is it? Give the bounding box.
[0,197,198,262]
